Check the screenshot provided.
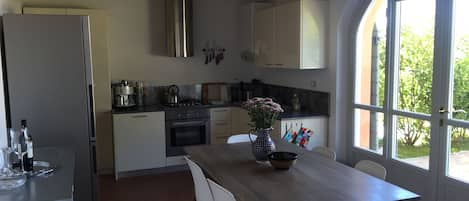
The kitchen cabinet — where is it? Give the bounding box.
[231,107,252,135]
[254,7,276,67]
[280,116,328,150]
[210,108,232,144]
[210,107,281,144]
[254,0,328,69]
[23,7,114,173]
[113,112,166,180]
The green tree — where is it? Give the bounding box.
[378,26,433,146]
[378,26,469,146]
[451,36,469,142]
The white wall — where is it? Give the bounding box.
[107,0,254,83]
[0,0,253,84]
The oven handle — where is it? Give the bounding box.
[171,120,206,127]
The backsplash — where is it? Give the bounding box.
[231,83,330,116]
[112,80,330,116]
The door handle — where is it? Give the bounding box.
[439,107,467,114]
[439,107,449,114]
[132,115,148,118]
[172,121,205,127]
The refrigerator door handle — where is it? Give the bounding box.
[88,84,96,140]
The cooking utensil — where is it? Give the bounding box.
[113,80,136,108]
[167,85,180,105]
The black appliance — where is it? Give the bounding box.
[165,107,210,156]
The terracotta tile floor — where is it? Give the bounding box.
[99,171,194,201]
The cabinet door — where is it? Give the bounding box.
[275,1,301,68]
[231,107,252,134]
[210,108,232,144]
[113,112,166,173]
[300,0,328,69]
[254,7,276,67]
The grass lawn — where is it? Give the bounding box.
[398,143,430,158]
[398,138,469,159]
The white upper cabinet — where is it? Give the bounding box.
[254,7,276,67]
[254,0,328,69]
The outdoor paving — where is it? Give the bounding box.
[402,151,469,182]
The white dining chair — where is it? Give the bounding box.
[354,160,387,180]
[311,146,336,160]
[184,156,214,201]
[227,134,257,144]
[207,179,237,201]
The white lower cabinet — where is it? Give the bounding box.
[113,112,166,179]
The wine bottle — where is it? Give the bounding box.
[21,120,34,172]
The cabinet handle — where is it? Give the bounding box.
[275,64,283,66]
[266,64,274,66]
[131,115,148,118]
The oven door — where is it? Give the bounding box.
[166,119,209,156]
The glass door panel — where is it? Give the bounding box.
[355,0,387,107]
[447,126,469,183]
[354,109,385,154]
[394,116,431,169]
[450,0,469,122]
[444,0,469,185]
[391,0,436,170]
[395,0,435,114]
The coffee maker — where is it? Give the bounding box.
[113,80,136,107]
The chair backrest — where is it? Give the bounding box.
[207,179,237,201]
[354,160,387,180]
[227,134,257,144]
[311,146,336,160]
[184,156,214,201]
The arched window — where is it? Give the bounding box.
[353,0,387,154]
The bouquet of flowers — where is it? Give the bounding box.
[242,97,284,131]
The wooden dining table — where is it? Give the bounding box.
[184,140,420,201]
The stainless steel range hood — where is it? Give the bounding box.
[166,0,193,57]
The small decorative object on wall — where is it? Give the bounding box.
[242,97,284,162]
[282,123,314,149]
[202,41,226,65]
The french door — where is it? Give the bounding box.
[434,0,469,200]
[353,0,469,200]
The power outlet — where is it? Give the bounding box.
[311,80,317,88]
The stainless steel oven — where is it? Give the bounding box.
[165,108,210,156]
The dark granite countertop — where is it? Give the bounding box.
[0,147,74,201]
[112,105,165,114]
[279,111,328,119]
[112,103,328,119]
